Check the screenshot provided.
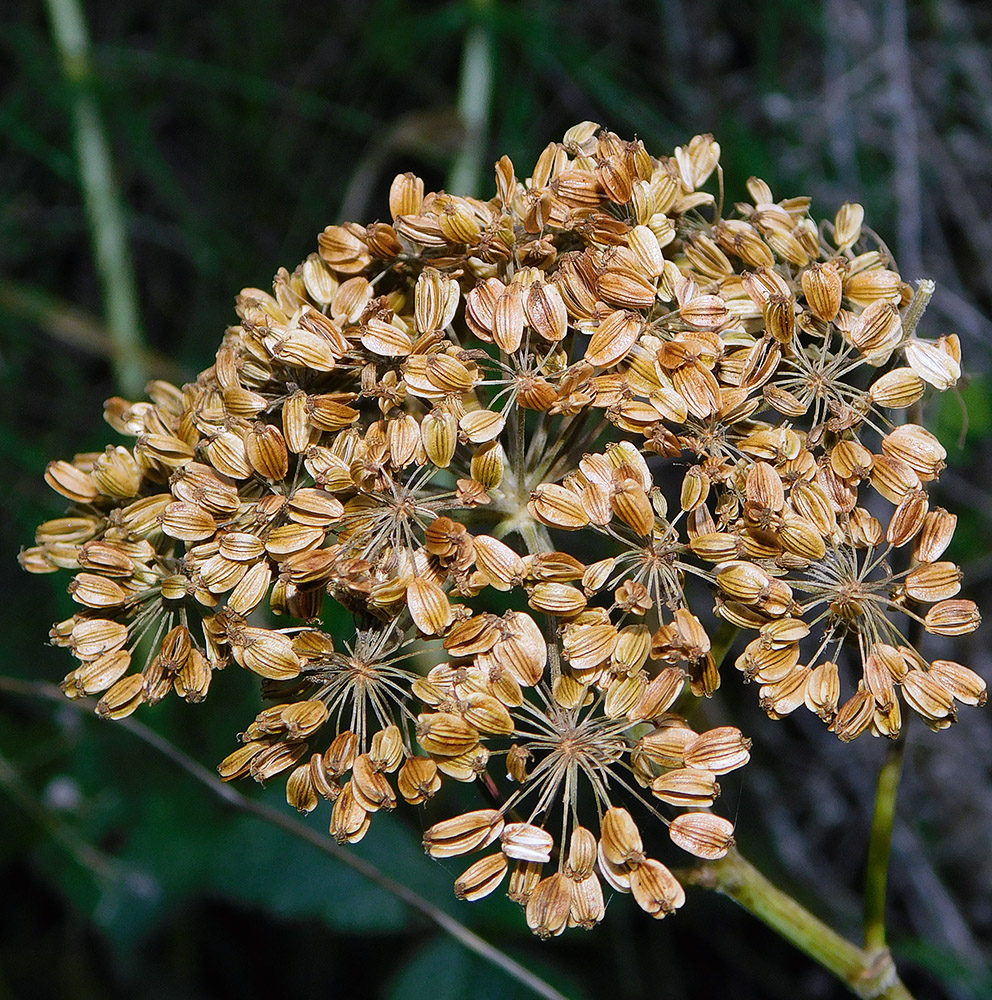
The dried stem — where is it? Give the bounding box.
[679,850,915,1000]
[0,677,569,1000]
[45,0,146,397]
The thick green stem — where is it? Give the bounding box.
[680,850,914,1000]
[46,0,146,397]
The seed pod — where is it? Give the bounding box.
[69,573,127,609]
[611,482,655,536]
[928,661,987,707]
[669,813,734,860]
[528,582,587,616]
[526,873,572,939]
[834,202,864,248]
[832,687,874,741]
[235,629,302,680]
[630,859,686,918]
[870,454,921,505]
[501,823,555,863]
[530,551,585,583]
[455,853,508,901]
[471,440,505,490]
[245,423,290,480]
[905,338,961,390]
[407,577,454,636]
[791,479,838,535]
[568,873,607,930]
[95,673,145,720]
[901,669,956,722]
[530,483,589,529]
[914,509,957,563]
[416,712,480,757]
[66,648,131,696]
[779,516,826,560]
[651,768,720,807]
[869,368,925,408]
[460,692,513,736]
[525,282,568,342]
[883,424,946,481]
[924,599,981,636]
[566,826,599,879]
[805,661,840,722]
[397,757,442,805]
[474,535,526,591]
[286,762,320,814]
[680,466,710,512]
[415,267,460,333]
[584,309,643,367]
[330,783,371,844]
[630,668,686,722]
[421,408,458,468]
[423,809,504,859]
[351,753,397,812]
[459,409,505,444]
[70,619,129,660]
[683,727,751,773]
[905,562,962,602]
[716,561,771,604]
[600,806,645,866]
[801,261,843,321]
[508,860,545,904]
[886,490,929,547]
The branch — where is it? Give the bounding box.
[0,677,569,1000]
[679,850,914,1000]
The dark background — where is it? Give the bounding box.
[3,1,992,997]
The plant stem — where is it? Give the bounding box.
[45,0,146,397]
[679,849,915,1000]
[0,677,569,1000]
[447,0,493,198]
[864,729,907,954]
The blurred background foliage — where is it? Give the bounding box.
[3,0,992,997]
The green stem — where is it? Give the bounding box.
[680,850,915,1000]
[45,0,146,397]
[447,0,493,198]
[864,731,907,953]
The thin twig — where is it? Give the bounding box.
[0,278,183,381]
[0,677,569,1000]
[45,0,147,397]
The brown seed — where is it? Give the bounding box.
[407,577,454,636]
[924,599,981,636]
[525,873,572,939]
[423,809,504,858]
[668,813,735,860]
[455,853,508,901]
[416,712,480,757]
[600,806,645,866]
[630,859,686,918]
[651,768,720,807]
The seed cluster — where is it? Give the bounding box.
[22,122,984,935]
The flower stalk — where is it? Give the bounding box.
[680,850,915,1000]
